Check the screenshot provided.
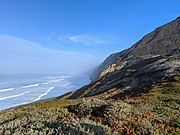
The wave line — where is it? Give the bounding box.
[0,88,14,92]
[0,91,30,101]
[34,87,54,102]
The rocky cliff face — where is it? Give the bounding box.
[91,17,180,82]
[1,17,180,135]
[70,17,180,98]
[90,50,127,81]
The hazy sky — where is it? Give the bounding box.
[0,0,179,75]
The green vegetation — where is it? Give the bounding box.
[0,80,179,134]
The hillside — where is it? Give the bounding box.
[0,17,180,135]
[91,17,180,82]
[70,17,180,98]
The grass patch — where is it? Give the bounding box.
[0,79,179,134]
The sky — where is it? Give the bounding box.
[0,0,179,75]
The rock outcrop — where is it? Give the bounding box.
[91,17,180,82]
[1,17,180,135]
[70,17,180,98]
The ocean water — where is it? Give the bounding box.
[0,74,90,110]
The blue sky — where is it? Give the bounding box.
[0,0,179,74]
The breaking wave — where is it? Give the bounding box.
[22,84,40,88]
[0,91,30,101]
[0,88,14,92]
[34,87,54,102]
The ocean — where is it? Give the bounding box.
[0,74,90,110]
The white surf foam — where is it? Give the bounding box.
[42,75,70,79]
[42,82,49,85]
[62,82,71,87]
[41,79,64,85]
[48,79,64,83]
[34,87,54,102]
[0,88,14,92]
[0,91,30,101]
[22,84,39,88]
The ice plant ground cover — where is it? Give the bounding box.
[0,75,179,134]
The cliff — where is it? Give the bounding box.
[91,17,180,81]
[79,17,180,97]
[0,17,179,135]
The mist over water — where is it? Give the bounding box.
[0,34,101,75]
[0,34,100,110]
[0,74,90,110]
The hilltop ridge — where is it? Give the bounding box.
[0,17,179,135]
[91,17,180,82]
